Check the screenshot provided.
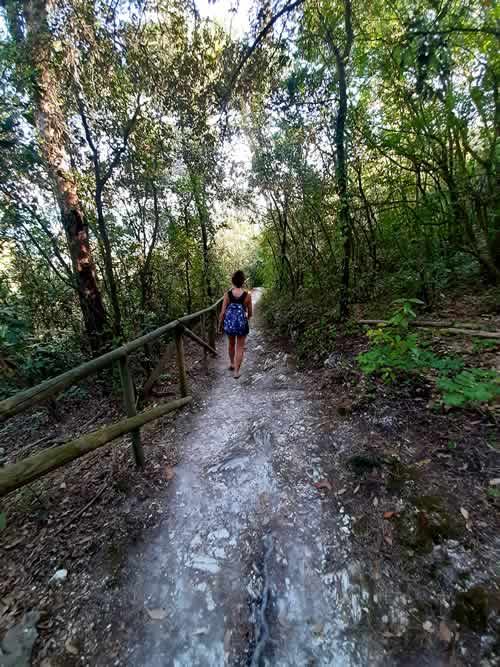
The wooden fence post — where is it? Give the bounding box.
[208,308,217,352]
[175,327,188,397]
[118,356,144,468]
[201,313,208,373]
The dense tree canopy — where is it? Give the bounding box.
[0,0,498,392]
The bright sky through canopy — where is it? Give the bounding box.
[196,0,253,38]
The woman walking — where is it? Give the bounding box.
[218,270,252,379]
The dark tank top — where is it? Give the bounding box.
[228,289,247,305]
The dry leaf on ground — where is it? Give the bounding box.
[314,480,332,492]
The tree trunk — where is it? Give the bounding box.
[95,186,122,338]
[336,55,351,319]
[183,205,193,312]
[190,171,213,300]
[19,0,109,352]
[323,0,353,319]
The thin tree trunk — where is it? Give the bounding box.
[189,171,213,300]
[95,187,122,338]
[336,53,351,319]
[183,206,193,312]
[322,0,354,319]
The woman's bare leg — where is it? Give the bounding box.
[228,336,236,369]
[234,335,247,374]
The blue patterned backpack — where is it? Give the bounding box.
[224,290,249,336]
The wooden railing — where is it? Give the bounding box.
[0,298,223,498]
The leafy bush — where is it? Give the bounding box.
[21,337,85,385]
[358,298,500,408]
[472,339,499,353]
[296,318,337,361]
[358,298,428,380]
[261,287,339,363]
[437,370,500,407]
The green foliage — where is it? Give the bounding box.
[358,299,499,408]
[358,298,428,380]
[0,303,30,352]
[21,337,85,385]
[437,370,500,407]
[260,287,340,363]
[388,298,424,329]
[0,285,84,398]
[0,511,6,532]
[296,318,337,361]
[472,339,500,353]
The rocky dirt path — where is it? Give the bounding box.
[2,292,498,667]
[116,290,389,666]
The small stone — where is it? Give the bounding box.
[423,620,434,633]
[64,638,79,655]
[49,569,67,584]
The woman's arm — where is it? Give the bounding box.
[218,292,229,332]
[245,292,253,319]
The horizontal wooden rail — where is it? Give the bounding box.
[0,396,192,497]
[0,298,223,423]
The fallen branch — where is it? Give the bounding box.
[0,396,192,497]
[14,433,55,459]
[358,320,500,340]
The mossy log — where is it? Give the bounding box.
[359,320,500,340]
[0,396,191,497]
[0,298,222,422]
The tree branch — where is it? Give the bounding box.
[224,0,305,103]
